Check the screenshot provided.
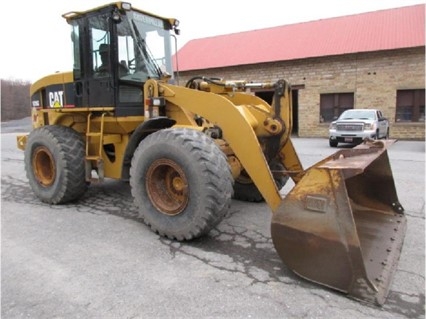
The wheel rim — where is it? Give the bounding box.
[32,146,56,186]
[146,158,189,216]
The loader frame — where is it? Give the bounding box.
[16,1,407,307]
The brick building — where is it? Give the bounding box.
[174,5,425,139]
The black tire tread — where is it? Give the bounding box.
[233,162,288,203]
[25,125,87,204]
[130,128,233,241]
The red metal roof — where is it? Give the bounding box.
[175,4,425,71]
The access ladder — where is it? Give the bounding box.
[85,113,105,182]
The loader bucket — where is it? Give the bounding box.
[271,140,406,306]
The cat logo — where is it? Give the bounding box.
[49,91,64,108]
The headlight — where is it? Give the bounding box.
[329,123,336,130]
[364,123,376,130]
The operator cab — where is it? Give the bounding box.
[64,2,179,116]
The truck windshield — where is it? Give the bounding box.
[118,10,173,82]
[340,110,375,120]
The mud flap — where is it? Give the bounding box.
[271,140,406,305]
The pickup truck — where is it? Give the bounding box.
[328,109,390,147]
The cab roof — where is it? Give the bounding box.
[62,2,178,28]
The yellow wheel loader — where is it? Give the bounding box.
[16,2,406,306]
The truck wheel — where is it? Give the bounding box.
[233,163,288,202]
[24,125,88,204]
[130,128,234,241]
[329,138,338,147]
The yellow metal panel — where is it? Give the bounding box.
[16,135,28,151]
[30,72,73,96]
[161,83,282,210]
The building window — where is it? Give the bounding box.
[320,93,354,123]
[396,89,425,122]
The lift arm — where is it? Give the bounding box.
[159,79,302,211]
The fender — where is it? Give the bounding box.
[121,117,176,180]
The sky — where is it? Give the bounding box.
[1,0,424,82]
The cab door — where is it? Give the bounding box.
[86,18,115,107]
[71,11,116,108]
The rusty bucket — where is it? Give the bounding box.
[271,140,406,305]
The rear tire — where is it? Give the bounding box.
[24,125,88,204]
[130,128,234,241]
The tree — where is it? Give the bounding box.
[1,79,31,121]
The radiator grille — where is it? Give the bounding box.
[336,124,363,131]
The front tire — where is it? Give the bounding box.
[385,128,390,139]
[329,138,338,147]
[130,128,234,241]
[24,125,88,204]
[233,162,289,202]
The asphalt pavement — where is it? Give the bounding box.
[1,119,425,318]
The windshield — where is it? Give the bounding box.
[339,110,376,120]
[118,10,173,82]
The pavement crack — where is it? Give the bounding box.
[158,219,300,288]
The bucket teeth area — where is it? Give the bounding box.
[271,142,406,306]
